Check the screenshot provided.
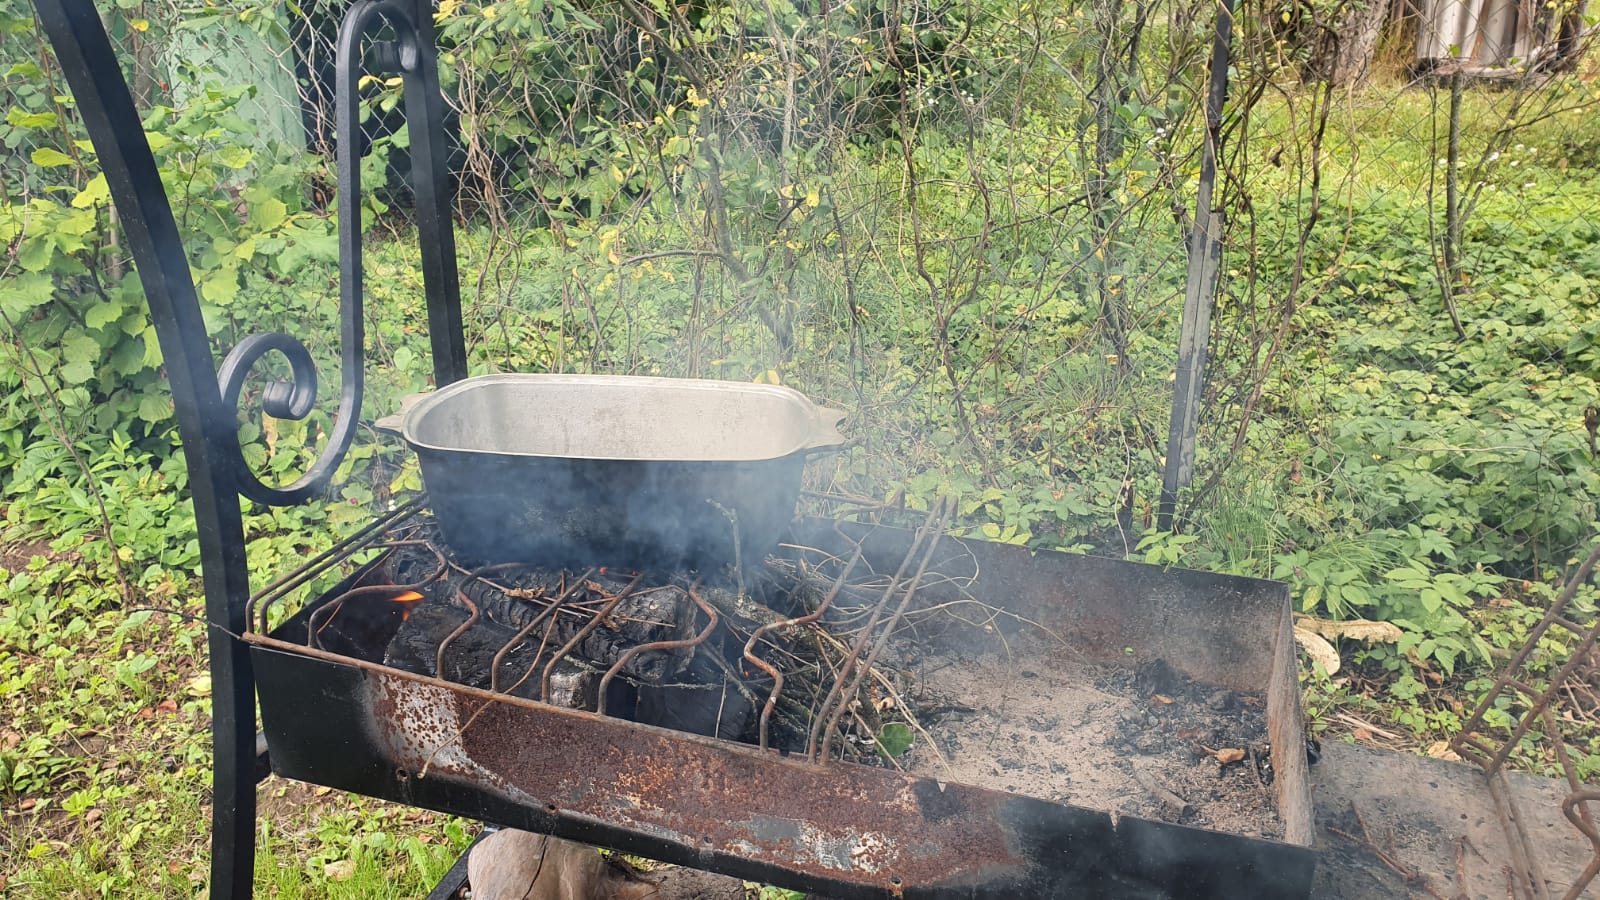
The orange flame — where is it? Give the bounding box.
[391,590,424,622]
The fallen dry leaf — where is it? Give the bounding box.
[1426,740,1462,762]
[1293,626,1341,676]
[85,808,101,824]
[1150,694,1174,705]
[156,699,178,714]
[1196,744,1248,765]
[324,859,356,882]
[1353,727,1374,743]
[1294,615,1403,644]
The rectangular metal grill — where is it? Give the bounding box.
[242,499,1317,898]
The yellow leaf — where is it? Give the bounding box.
[1293,626,1341,675]
[130,18,149,32]
[1294,615,1403,644]
[1426,740,1461,762]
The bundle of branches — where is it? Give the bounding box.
[685,498,961,768]
[354,503,967,769]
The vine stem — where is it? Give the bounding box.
[0,303,135,606]
[1441,68,1467,340]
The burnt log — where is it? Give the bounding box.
[381,545,703,688]
[636,646,758,741]
[388,543,698,639]
[383,599,612,704]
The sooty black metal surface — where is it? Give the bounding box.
[249,516,1316,899]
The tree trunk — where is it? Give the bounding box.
[1331,0,1391,85]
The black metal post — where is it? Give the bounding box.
[32,3,258,893]
[30,0,468,894]
[403,0,470,387]
[1158,0,1236,532]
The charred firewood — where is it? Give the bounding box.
[636,648,758,742]
[383,592,689,699]
[389,542,697,643]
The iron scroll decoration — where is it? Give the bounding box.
[217,0,452,506]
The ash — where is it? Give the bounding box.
[910,638,1282,840]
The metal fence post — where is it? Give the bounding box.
[1159,0,1237,533]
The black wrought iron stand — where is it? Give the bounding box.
[32,0,471,895]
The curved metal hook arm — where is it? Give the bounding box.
[219,0,462,506]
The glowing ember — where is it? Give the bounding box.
[391,591,424,621]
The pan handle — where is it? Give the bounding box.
[802,405,849,454]
[372,390,432,437]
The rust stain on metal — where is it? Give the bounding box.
[366,673,536,803]
[444,687,1027,888]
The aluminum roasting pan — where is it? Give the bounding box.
[375,373,847,570]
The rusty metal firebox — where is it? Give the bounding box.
[247,506,1317,898]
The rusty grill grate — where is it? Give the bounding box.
[239,498,1316,897]
[244,496,967,765]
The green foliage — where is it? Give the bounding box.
[431,0,1000,211]
[0,19,340,501]
[872,721,914,759]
